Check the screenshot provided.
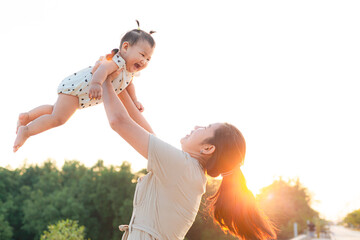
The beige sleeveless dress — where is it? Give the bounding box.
[120,135,207,240]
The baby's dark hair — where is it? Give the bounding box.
[120,20,156,48]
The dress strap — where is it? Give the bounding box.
[119,225,129,240]
[112,53,126,69]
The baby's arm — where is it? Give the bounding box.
[126,82,144,112]
[89,60,118,100]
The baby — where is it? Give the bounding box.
[14,21,155,152]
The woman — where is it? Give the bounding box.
[102,67,277,240]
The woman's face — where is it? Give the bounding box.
[181,123,222,154]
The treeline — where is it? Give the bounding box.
[0,160,321,240]
[0,160,136,240]
[343,209,360,229]
[256,178,321,239]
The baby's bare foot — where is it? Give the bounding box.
[16,113,30,134]
[13,126,29,152]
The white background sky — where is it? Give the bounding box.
[1,0,359,222]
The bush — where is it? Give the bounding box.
[40,219,86,240]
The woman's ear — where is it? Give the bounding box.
[201,144,215,155]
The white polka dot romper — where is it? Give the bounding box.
[57,53,134,109]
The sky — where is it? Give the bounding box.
[1,0,359,222]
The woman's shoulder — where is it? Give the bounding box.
[148,134,187,162]
[149,135,204,171]
[148,135,206,191]
[184,154,207,187]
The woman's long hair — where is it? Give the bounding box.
[204,123,277,240]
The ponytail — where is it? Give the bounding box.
[208,168,277,239]
[203,123,276,239]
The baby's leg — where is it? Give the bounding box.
[17,105,54,133]
[13,94,79,152]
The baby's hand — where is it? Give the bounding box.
[89,83,102,100]
[134,100,144,112]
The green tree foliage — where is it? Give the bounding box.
[40,219,86,240]
[0,167,22,239]
[256,178,319,239]
[0,160,136,240]
[1,161,321,240]
[343,209,360,228]
[0,213,13,240]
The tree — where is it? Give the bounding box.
[0,214,13,240]
[88,160,136,240]
[21,160,136,240]
[0,167,21,239]
[256,178,319,239]
[22,160,63,239]
[40,219,86,240]
[343,209,360,229]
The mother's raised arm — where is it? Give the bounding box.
[118,89,154,134]
[102,79,151,159]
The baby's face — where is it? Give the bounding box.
[121,40,155,73]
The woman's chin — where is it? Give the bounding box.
[180,137,187,145]
[180,135,191,146]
